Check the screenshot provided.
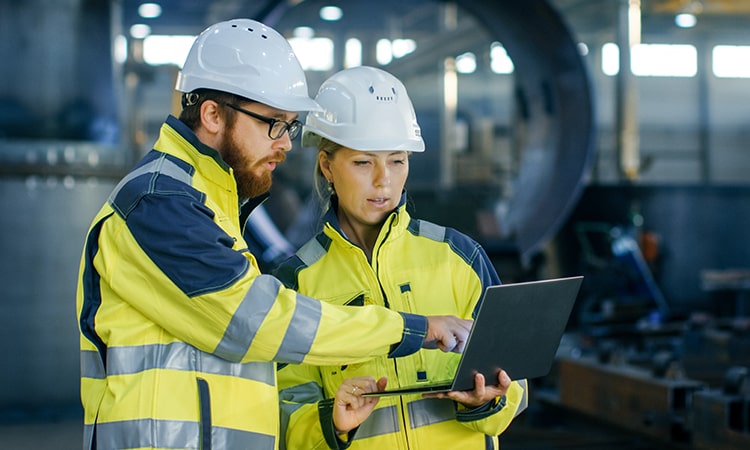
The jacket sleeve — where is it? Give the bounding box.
[278,363,346,450]
[95,190,426,366]
[455,379,529,436]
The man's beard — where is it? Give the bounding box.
[220,131,276,199]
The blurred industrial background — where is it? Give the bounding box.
[1,0,749,448]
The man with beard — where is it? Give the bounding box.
[75,19,472,450]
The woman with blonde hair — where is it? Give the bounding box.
[275,66,528,450]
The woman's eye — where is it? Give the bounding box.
[353,160,369,166]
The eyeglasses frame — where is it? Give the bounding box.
[223,103,302,140]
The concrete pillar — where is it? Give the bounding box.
[615,0,640,181]
[439,2,458,190]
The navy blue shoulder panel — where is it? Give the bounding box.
[80,213,112,366]
[109,151,199,218]
[407,218,501,318]
[109,151,249,297]
[272,232,332,291]
[272,255,304,291]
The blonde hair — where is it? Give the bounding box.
[313,137,344,216]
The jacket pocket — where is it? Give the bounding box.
[197,378,212,450]
[346,293,365,306]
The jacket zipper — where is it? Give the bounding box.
[374,218,414,449]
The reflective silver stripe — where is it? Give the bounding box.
[97,418,199,449]
[93,419,274,450]
[279,381,323,417]
[108,155,193,206]
[215,274,280,363]
[417,220,446,242]
[83,423,94,449]
[408,397,454,429]
[80,342,274,385]
[356,405,400,439]
[274,294,321,364]
[296,237,327,267]
[279,380,324,443]
[514,379,529,417]
[80,349,105,379]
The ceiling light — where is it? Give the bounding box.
[138,3,162,19]
[293,27,314,39]
[320,6,343,21]
[130,24,151,39]
[675,13,697,28]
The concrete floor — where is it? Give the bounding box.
[0,418,82,450]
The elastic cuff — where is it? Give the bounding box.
[318,398,355,449]
[456,395,507,422]
[388,313,427,358]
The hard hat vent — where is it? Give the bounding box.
[370,85,397,103]
[230,23,267,39]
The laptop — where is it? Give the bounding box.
[363,276,583,397]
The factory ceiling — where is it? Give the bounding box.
[118,0,750,39]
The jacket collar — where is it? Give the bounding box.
[239,192,271,231]
[164,115,230,173]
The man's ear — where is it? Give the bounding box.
[200,100,223,134]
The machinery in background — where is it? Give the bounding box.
[692,366,750,450]
[544,219,750,449]
[572,220,670,331]
[557,354,703,446]
[553,332,750,450]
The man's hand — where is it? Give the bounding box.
[423,315,473,353]
[424,370,512,408]
[332,376,388,435]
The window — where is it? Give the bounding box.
[601,43,697,77]
[456,52,477,74]
[344,38,362,68]
[288,36,334,71]
[713,45,750,78]
[143,35,195,67]
[376,38,418,65]
[490,42,514,74]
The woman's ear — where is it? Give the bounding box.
[319,151,333,181]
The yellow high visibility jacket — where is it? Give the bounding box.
[275,199,529,450]
[75,116,428,450]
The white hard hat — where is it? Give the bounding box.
[176,19,321,112]
[302,66,424,152]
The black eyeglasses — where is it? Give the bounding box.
[224,103,302,140]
